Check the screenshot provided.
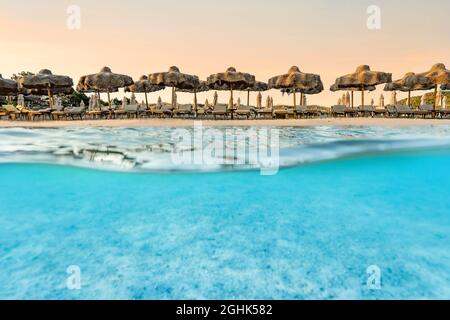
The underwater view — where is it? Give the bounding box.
[0,125,449,299]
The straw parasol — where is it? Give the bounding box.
[207,67,256,114]
[0,74,18,101]
[80,67,133,110]
[390,91,397,106]
[19,69,73,108]
[256,92,263,109]
[125,75,164,109]
[435,90,443,108]
[77,75,119,108]
[148,66,200,110]
[383,72,434,107]
[269,66,323,113]
[378,94,385,108]
[331,65,392,108]
[213,91,218,106]
[416,63,449,110]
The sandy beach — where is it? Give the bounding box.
[1,118,450,128]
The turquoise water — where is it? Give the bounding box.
[0,126,450,299]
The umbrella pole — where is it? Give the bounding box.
[230,87,234,105]
[247,90,250,107]
[172,86,175,110]
[351,91,354,108]
[194,90,198,114]
[300,92,304,106]
[434,86,438,110]
[144,89,149,110]
[230,86,234,119]
[433,85,438,118]
[361,86,365,108]
[408,91,411,107]
[293,88,297,115]
[107,89,112,110]
[47,86,53,109]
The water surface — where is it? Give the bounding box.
[0,126,449,299]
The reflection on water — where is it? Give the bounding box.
[1,125,450,172]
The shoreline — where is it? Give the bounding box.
[1,118,450,128]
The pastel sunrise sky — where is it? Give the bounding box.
[1,0,449,105]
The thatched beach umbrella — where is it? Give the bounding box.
[207,67,256,112]
[269,66,323,114]
[390,91,397,106]
[0,75,18,103]
[378,94,385,108]
[125,75,164,109]
[148,66,200,110]
[80,67,133,110]
[330,83,376,108]
[19,69,73,108]
[416,63,449,110]
[435,90,443,108]
[383,72,434,106]
[331,65,392,108]
[0,74,18,95]
[77,75,118,108]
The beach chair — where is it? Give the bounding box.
[196,104,212,119]
[439,108,450,119]
[344,107,358,117]
[115,104,139,118]
[395,105,417,118]
[195,105,205,118]
[126,104,140,118]
[2,105,22,120]
[373,107,387,117]
[212,104,228,119]
[316,106,331,118]
[51,102,67,120]
[306,105,322,118]
[358,105,375,117]
[113,106,127,118]
[235,105,252,119]
[65,105,86,120]
[295,105,308,118]
[385,105,398,117]
[331,105,346,117]
[14,105,29,120]
[256,106,273,119]
[153,105,173,118]
[173,104,193,118]
[273,106,289,119]
[417,104,434,118]
[30,107,52,120]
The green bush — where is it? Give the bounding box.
[398,91,449,108]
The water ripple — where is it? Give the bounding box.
[1,125,450,172]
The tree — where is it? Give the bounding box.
[67,91,90,106]
[11,71,34,81]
